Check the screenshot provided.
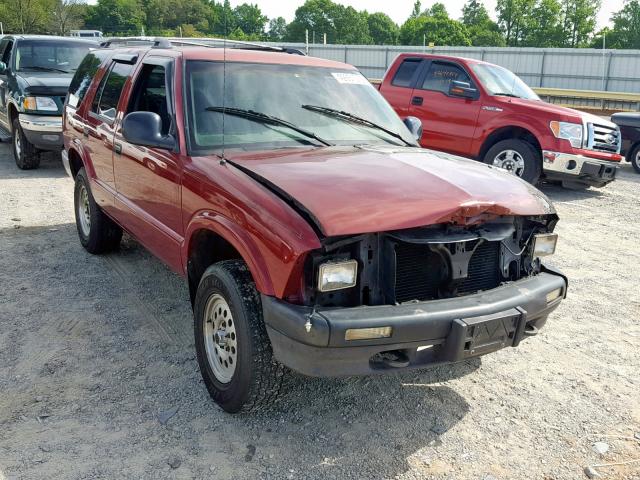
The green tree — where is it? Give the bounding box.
[560,0,600,47]
[333,4,372,44]
[0,0,51,33]
[410,0,422,18]
[286,0,338,43]
[144,0,210,32]
[461,0,506,46]
[366,12,399,45]
[233,3,267,37]
[427,3,449,18]
[50,0,86,35]
[267,17,288,41]
[603,0,640,48]
[85,0,146,34]
[524,0,563,46]
[496,0,536,46]
[400,15,471,46]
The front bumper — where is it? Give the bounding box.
[19,114,63,150]
[542,150,618,187]
[263,270,567,377]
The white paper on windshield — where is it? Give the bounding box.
[331,72,369,85]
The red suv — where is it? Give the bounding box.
[379,54,622,188]
[63,39,567,413]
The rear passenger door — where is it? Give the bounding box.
[409,60,481,156]
[0,38,14,127]
[85,59,134,205]
[113,57,183,271]
[381,57,423,118]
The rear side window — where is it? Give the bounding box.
[68,51,108,108]
[421,62,471,94]
[91,62,133,121]
[392,59,421,88]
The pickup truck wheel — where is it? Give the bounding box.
[12,118,40,170]
[194,260,286,413]
[629,145,640,174]
[484,139,541,184]
[74,168,123,253]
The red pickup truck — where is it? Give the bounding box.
[379,54,622,188]
[63,40,567,413]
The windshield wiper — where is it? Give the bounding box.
[493,92,520,98]
[205,106,333,147]
[20,65,70,73]
[302,104,414,147]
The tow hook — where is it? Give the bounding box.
[524,324,539,337]
[380,350,410,368]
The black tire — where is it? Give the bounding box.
[629,144,640,174]
[194,260,286,413]
[74,167,123,254]
[12,118,40,170]
[483,138,542,185]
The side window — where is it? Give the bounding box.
[127,63,171,135]
[391,59,421,88]
[421,62,471,94]
[1,40,14,65]
[68,51,108,108]
[92,62,133,121]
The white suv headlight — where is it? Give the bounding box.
[550,121,583,148]
[24,96,58,112]
[317,260,358,292]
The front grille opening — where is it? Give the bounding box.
[394,240,503,303]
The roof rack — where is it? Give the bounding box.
[98,36,305,55]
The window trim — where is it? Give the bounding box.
[416,60,479,98]
[390,57,424,89]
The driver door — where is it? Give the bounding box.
[0,38,14,128]
[113,57,183,271]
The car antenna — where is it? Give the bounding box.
[220,8,228,166]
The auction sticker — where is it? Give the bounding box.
[331,72,369,85]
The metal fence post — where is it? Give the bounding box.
[539,51,546,88]
[344,45,348,63]
[604,52,613,92]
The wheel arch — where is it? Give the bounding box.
[184,214,275,306]
[7,102,19,127]
[479,125,542,161]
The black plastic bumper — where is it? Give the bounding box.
[23,129,63,150]
[262,271,567,377]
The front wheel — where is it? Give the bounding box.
[629,145,640,174]
[12,118,40,170]
[194,260,286,413]
[483,139,541,185]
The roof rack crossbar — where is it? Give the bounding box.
[98,36,305,55]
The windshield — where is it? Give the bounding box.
[15,40,93,74]
[471,63,540,100]
[186,61,415,152]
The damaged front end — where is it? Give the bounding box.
[301,215,561,308]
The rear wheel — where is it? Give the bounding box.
[74,167,123,253]
[629,144,640,174]
[194,260,286,413]
[12,118,40,170]
[483,138,541,185]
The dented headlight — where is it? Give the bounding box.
[532,233,558,257]
[317,260,358,292]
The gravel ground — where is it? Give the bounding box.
[0,145,639,480]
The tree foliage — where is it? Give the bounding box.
[400,9,471,46]
[366,12,399,45]
[462,0,506,46]
[602,0,640,49]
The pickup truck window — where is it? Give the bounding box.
[15,40,91,74]
[92,62,133,121]
[391,59,421,88]
[471,63,540,100]
[68,51,109,108]
[0,40,13,65]
[127,64,171,135]
[421,62,471,94]
[186,61,413,152]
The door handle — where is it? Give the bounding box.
[412,96,424,106]
[114,143,122,155]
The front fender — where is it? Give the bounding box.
[183,211,276,296]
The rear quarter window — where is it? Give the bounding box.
[68,50,108,108]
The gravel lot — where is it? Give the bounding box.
[0,144,639,480]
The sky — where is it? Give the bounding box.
[227,0,624,30]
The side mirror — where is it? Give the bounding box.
[122,111,174,150]
[403,116,423,143]
[449,80,478,99]
[0,61,7,74]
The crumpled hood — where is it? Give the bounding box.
[227,146,555,237]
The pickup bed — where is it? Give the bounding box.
[379,53,622,188]
[63,39,567,413]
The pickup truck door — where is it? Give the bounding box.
[113,57,183,271]
[0,38,14,127]
[409,60,481,156]
[85,60,134,207]
[380,57,424,118]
